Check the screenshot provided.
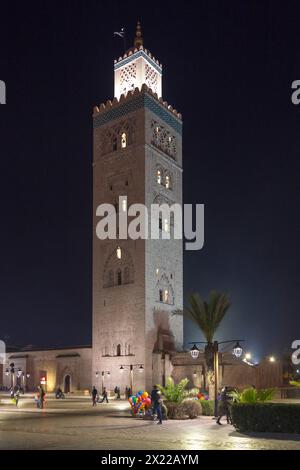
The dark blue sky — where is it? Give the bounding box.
[0,1,299,361]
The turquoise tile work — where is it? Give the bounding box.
[114,50,162,74]
[93,93,182,135]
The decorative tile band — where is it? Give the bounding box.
[114,50,162,74]
[93,93,182,134]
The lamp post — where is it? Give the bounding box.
[189,339,244,417]
[119,364,144,392]
[95,371,110,392]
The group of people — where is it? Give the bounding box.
[91,386,109,406]
[91,385,134,405]
[91,384,165,424]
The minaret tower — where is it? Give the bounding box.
[92,23,183,392]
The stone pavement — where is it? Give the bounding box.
[0,396,300,450]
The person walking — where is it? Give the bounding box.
[91,386,98,406]
[114,386,121,399]
[39,385,46,409]
[14,386,20,407]
[99,386,109,403]
[151,385,163,425]
[216,386,231,425]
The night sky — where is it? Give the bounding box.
[1,1,299,362]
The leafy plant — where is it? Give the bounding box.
[290,380,300,388]
[158,377,189,404]
[200,399,215,416]
[230,387,275,403]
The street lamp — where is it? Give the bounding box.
[119,364,144,392]
[190,344,200,359]
[245,352,252,361]
[189,339,244,417]
[95,371,110,392]
[269,356,276,363]
[233,342,243,358]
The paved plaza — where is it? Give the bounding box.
[0,395,300,450]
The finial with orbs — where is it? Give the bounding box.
[134,21,143,48]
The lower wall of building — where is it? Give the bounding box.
[2,348,283,395]
[3,347,92,393]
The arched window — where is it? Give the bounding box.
[157,169,162,184]
[112,136,117,151]
[165,174,172,189]
[157,274,174,305]
[164,218,169,233]
[103,247,135,288]
[121,132,127,148]
[117,344,121,356]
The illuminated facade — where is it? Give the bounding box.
[92,23,183,392]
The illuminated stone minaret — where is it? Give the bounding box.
[114,22,162,100]
[92,23,183,392]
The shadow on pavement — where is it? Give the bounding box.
[229,430,300,442]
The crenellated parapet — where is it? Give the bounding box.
[93,84,182,129]
[114,44,162,71]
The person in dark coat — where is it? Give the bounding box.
[99,386,109,403]
[216,386,232,424]
[151,385,162,424]
[91,386,98,406]
[39,385,46,409]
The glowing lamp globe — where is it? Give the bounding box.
[190,344,200,360]
[233,342,243,358]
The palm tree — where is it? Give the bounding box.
[174,291,231,395]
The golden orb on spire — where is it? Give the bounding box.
[134,21,143,48]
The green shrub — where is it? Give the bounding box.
[290,380,300,388]
[165,400,201,419]
[230,387,275,403]
[200,399,215,416]
[165,402,186,419]
[182,400,202,419]
[231,403,300,433]
[158,378,189,404]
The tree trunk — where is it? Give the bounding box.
[204,343,215,400]
[206,370,215,401]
